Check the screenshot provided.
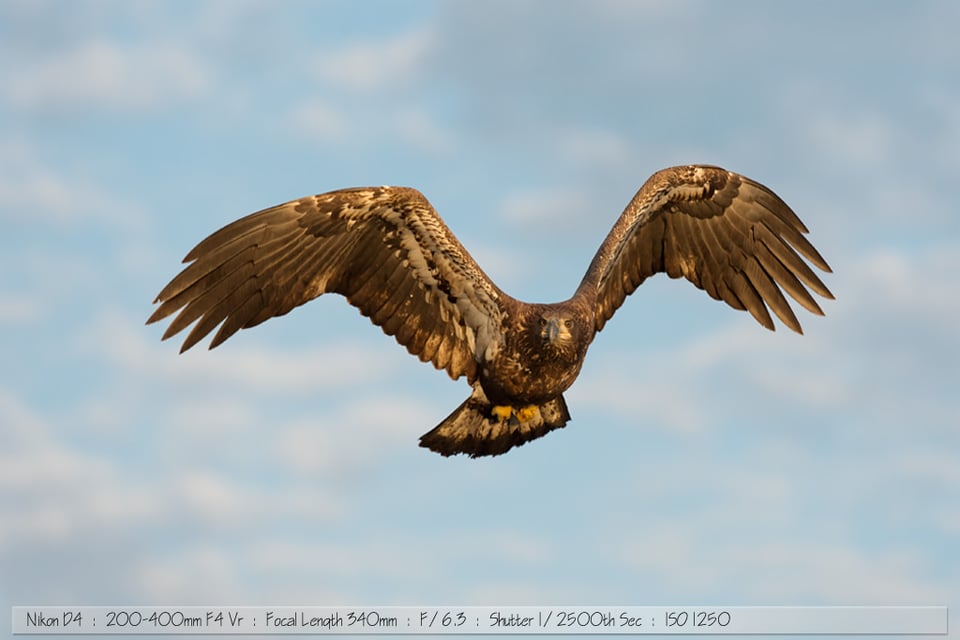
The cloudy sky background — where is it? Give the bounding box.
[2,1,958,638]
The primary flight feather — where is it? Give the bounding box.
[148,165,833,457]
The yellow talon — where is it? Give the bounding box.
[516,405,540,422]
[491,404,540,424]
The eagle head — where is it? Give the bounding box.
[536,310,586,363]
[539,313,574,344]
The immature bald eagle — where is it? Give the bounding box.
[148,165,832,457]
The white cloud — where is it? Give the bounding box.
[926,90,960,173]
[288,101,454,154]
[730,543,945,603]
[0,389,145,547]
[170,468,342,528]
[575,316,821,437]
[575,370,709,435]
[391,107,456,153]
[133,545,246,602]
[555,127,635,173]
[897,450,960,487]
[312,29,434,94]
[844,247,960,332]
[289,100,350,142]
[775,78,955,227]
[499,187,593,229]
[0,138,145,227]
[0,381,348,605]
[274,399,434,476]
[610,445,955,604]
[248,538,415,581]
[92,310,402,396]
[5,40,209,112]
[806,110,896,170]
[74,308,451,470]
[0,293,42,326]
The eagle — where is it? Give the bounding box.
[148,165,833,457]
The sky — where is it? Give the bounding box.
[1,0,958,638]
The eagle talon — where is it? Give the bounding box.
[489,404,541,425]
[516,405,540,423]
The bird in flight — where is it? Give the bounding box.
[148,165,833,457]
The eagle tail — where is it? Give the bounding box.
[419,387,570,458]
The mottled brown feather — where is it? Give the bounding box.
[148,187,505,383]
[581,165,833,333]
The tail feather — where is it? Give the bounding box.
[419,387,571,458]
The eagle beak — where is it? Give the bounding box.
[543,318,563,344]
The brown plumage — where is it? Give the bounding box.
[147,165,833,457]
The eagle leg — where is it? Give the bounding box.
[419,387,570,458]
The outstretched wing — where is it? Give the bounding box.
[579,165,833,333]
[147,186,506,383]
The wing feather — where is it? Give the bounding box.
[729,265,774,329]
[419,315,446,363]
[697,210,737,300]
[580,165,833,333]
[709,220,750,312]
[753,224,824,316]
[754,219,832,300]
[744,253,799,332]
[148,187,506,383]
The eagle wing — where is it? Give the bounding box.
[580,165,833,333]
[147,186,506,383]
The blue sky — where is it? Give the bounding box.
[2,0,958,638]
